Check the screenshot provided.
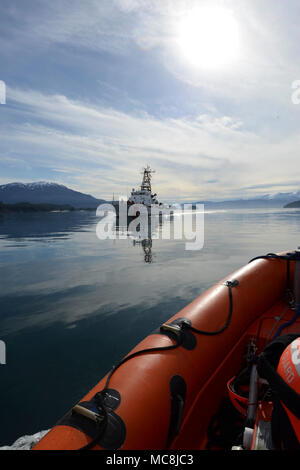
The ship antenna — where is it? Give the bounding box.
[141,165,155,192]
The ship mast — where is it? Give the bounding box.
[140,165,155,192]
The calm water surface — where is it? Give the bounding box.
[0,208,300,445]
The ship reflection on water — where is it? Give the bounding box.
[116,215,161,264]
[133,238,153,263]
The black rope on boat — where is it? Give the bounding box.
[76,280,239,451]
[78,335,184,451]
[103,339,184,391]
[248,252,298,264]
[249,251,300,308]
[182,280,239,337]
[100,279,238,394]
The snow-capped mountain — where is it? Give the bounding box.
[193,190,300,208]
[249,191,300,201]
[0,182,105,208]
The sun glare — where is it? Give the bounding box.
[177,7,239,69]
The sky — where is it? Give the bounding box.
[0,0,300,202]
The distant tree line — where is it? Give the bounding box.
[0,201,76,212]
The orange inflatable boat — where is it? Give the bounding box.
[34,250,300,451]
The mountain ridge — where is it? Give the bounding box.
[1,181,300,209]
[192,190,300,208]
[0,182,105,208]
[284,200,300,208]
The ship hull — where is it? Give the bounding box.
[112,202,173,220]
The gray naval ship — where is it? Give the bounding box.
[112,166,172,219]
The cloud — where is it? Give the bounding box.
[240,181,300,191]
[1,86,299,201]
[0,0,140,56]
[3,0,300,119]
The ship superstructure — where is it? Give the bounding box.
[127,166,161,208]
[113,166,171,218]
